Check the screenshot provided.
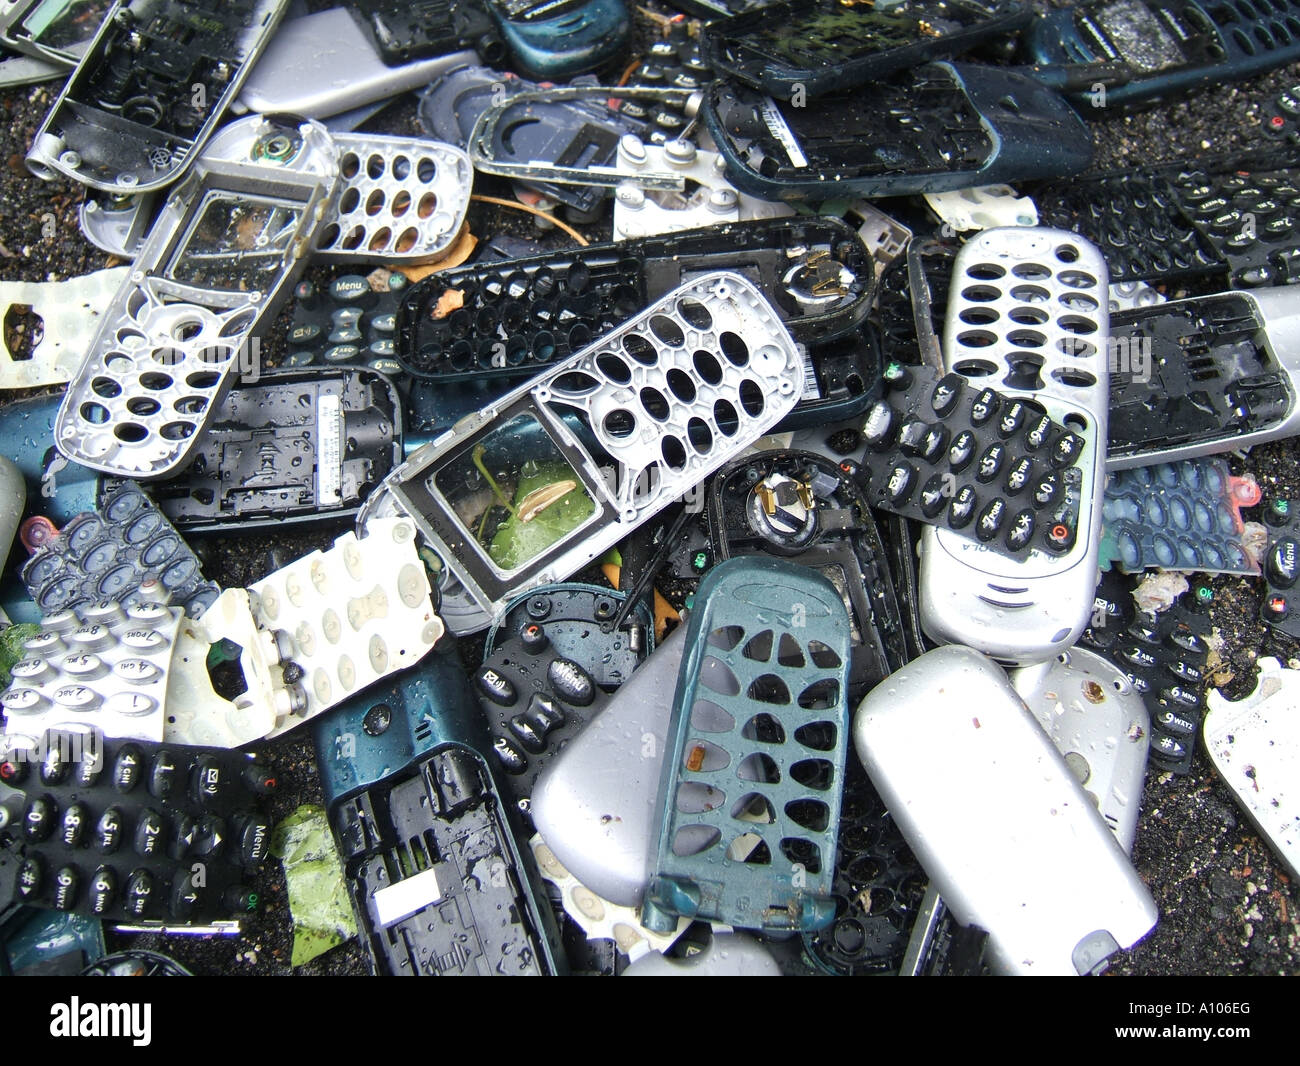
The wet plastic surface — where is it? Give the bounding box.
[1,904,106,975]
[22,483,219,619]
[397,218,876,395]
[704,0,1029,100]
[236,7,476,119]
[1008,647,1151,853]
[488,0,628,79]
[1101,458,1261,574]
[110,367,403,532]
[371,272,804,633]
[853,365,1088,561]
[918,227,1110,666]
[1203,656,1300,879]
[0,726,274,925]
[1080,571,1213,775]
[1024,0,1300,106]
[331,743,564,975]
[642,557,851,934]
[1106,289,1300,467]
[345,0,502,67]
[26,0,289,192]
[0,599,182,743]
[704,62,1093,202]
[1037,151,1300,287]
[1259,496,1300,635]
[707,449,908,695]
[310,646,490,812]
[476,583,651,810]
[530,626,684,910]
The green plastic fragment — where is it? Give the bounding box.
[487,461,595,571]
[0,624,39,689]
[812,198,852,217]
[270,804,357,968]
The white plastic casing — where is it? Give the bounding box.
[612,136,790,241]
[249,517,443,737]
[0,269,129,391]
[1204,657,1300,879]
[1009,647,1150,853]
[923,184,1038,233]
[165,588,295,747]
[163,518,443,747]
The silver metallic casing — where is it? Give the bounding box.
[854,644,1158,976]
[236,7,476,119]
[316,134,471,265]
[80,134,473,266]
[53,115,340,480]
[532,629,685,908]
[920,226,1109,665]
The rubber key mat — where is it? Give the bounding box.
[0,727,274,925]
[21,482,218,619]
[855,363,1088,561]
[1079,572,1212,774]
[1101,458,1261,574]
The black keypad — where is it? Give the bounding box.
[0,729,274,923]
[1079,574,1211,775]
[859,366,1086,559]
